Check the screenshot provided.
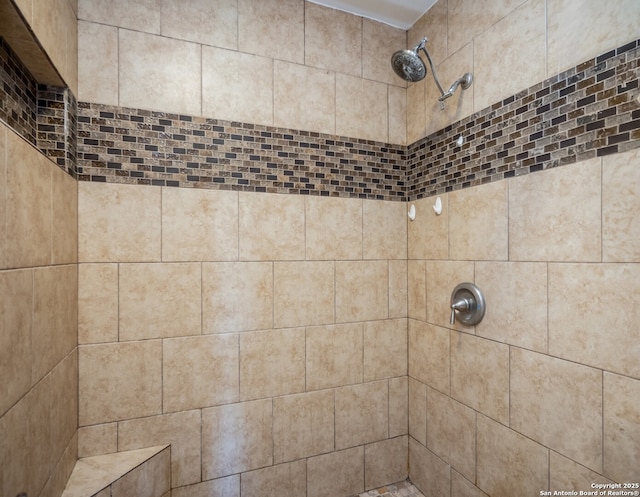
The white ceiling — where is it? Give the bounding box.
[308,0,437,29]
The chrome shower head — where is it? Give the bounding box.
[391,48,427,82]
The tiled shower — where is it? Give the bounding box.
[1,1,639,497]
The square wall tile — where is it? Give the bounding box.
[160,0,237,49]
[409,377,427,445]
[77,423,117,458]
[171,476,239,497]
[511,348,603,472]
[451,470,490,497]
[407,260,426,321]
[163,334,239,412]
[408,195,448,260]
[78,263,118,344]
[389,260,408,319]
[51,166,77,265]
[550,452,615,493]
[0,126,5,269]
[603,148,640,262]
[509,158,602,262]
[336,74,389,143]
[241,460,306,497]
[305,196,362,260]
[425,260,474,330]
[78,20,118,105]
[79,341,162,425]
[110,447,170,497]
[273,390,335,464]
[118,410,202,487]
[161,188,238,262]
[408,439,450,497]
[240,328,305,400]
[389,376,408,437]
[119,29,201,116]
[202,399,273,480]
[202,262,273,333]
[78,0,160,33]
[408,320,450,394]
[78,182,161,263]
[306,323,363,391]
[363,199,407,260]
[451,332,509,424]
[274,261,334,328]
[335,260,389,322]
[389,85,407,146]
[307,446,364,497]
[335,380,389,449]
[604,373,640,482]
[239,192,305,261]
[363,18,407,86]
[549,263,640,379]
[365,436,408,490]
[119,263,201,340]
[364,319,407,381]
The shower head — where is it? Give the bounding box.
[391,48,427,82]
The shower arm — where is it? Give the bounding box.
[416,40,447,97]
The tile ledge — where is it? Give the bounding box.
[61,445,170,497]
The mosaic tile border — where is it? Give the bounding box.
[407,38,640,199]
[76,105,407,200]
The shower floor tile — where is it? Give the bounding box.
[355,480,425,497]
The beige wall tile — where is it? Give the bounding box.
[365,436,408,490]
[202,262,273,333]
[408,439,451,497]
[160,0,237,49]
[78,21,118,105]
[239,192,305,261]
[79,341,162,425]
[473,0,546,110]
[32,265,77,384]
[336,260,389,322]
[12,0,32,24]
[477,415,549,497]
[475,261,547,352]
[388,85,407,146]
[389,376,408,437]
[77,423,117,458]
[78,0,160,33]
[238,0,304,64]
[307,446,364,497]
[305,195,362,260]
[409,377,427,445]
[550,452,615,493]
[604,373,640,482]
[273,390,335,464]
[163,334,239,412]
[240,328,305,400]
[111,447,170,497]
[118,410,201,487]
[427,387,476,481]
[549,263,640,379]
[241,460,306,497]
[451,470,489,497]
[336,74,389,142]
[0,126,5,268]
[78,182,161,262]
[119,263,201,340]
[32,0,73,85]
[161,188,238,262]
[119,30,201,116]
[408,195,449,260]
[363,199,407,259]
[547,0,640,75]
[409,1,446,65]
[363,19,407,86]
[389,260,408,318]
[451,332,509,424]
[305,3,362,76]
[408,260,426,320]
[202,399,273,479]
[274,261,334,328]
[335,380,389,449]
[364,319,407,381]
[406,78,427,144]
[39,431,78,497]
[425,260,474,329]
[50,351,78,465]
[449,180,508,261]
[0,269,32,416]
[408,320,450,394]
[603,148,640,262]
[509,157,602,262]
[6,131,51,268]
[51,166,77,264]
[273,61,336,135]
[78,263,118,344]
[306,323,363,390]
[511,348,603,472]
[202,47,273,126]
[171,476,239,497]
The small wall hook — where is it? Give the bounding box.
[433,197,442,215]
[408,204,416,221]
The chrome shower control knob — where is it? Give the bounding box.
[450,283,485,326]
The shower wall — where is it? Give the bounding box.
[0,1,79,496]
[76,1,410,496]
[406,0,640,495]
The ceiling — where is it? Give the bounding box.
[308,0,437,29]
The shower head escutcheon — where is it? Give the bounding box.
[391,36,473,104]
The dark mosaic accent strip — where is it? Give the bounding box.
[407,38,640,200]
[0,37,38,145]
[38,85,78,176]
[76,105,407,201]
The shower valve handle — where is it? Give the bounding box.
[450,297,471,324]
